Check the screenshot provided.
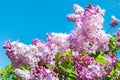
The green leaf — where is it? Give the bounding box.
[114,60,120,70]
[89,51,103,59]
[0,64,18,80]
[65,51,72,57]
[95,54,107,66]
[108,37,117,52]
[119,74,120,80]
[19,65,31,70]
[54,52,62,61]
[114,34,118,40]
[103,76,112,80]
[66,78,71,80]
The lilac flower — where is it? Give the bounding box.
[67,4,84,22]
[96,5,105,15]
[32,38,41,45]
[14,66,58,80]
[3,41,30,68]
[67,14,80,22]
[73,4,84,14]
[46,33,70,53]
[72,54,107,80]
[3,40,11,49]
[3,40,55,68]
[30,66,58,80]
[68,4,110,54]
[14,69,31,80]
[110,16,119,27]
[105,53,118,74]
[117,28,120,37]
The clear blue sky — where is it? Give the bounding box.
[0,0,120,68]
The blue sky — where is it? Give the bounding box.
[0,0,120,68]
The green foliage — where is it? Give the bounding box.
[89,51,103,59]
[0,64,31,80]
[103,60,120,79]
[108,37,118,52]
[95,54,107,66]
[19,65,31,70]
[0,64,18,80]
[54,51,77,80]
[54,52,62,61]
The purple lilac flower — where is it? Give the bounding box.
[72,54,107,80]
[105,53,118,74]
[110,16,119,27]
[117,29,120,42]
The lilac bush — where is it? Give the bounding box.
[1,4,120,80]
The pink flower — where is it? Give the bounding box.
[110,16,119,27]
[69,4,110,54]
[46,33,70,53]
[105,53,118,74]
[30,66,58,80]
[72,54,107,80]
[67,4,84,22]
[32,38,40,45]
[3,40,11,49]
[117,28,120,37]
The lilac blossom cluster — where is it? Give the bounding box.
[110,16,120,27]
[14,66,58,80]
[68,4,110,54]
[3,39,59,79]
[72,54,107,80]
[105,54,118,74]
[72,53,118,80]
[46,33,70,53]
[3,4,120,80]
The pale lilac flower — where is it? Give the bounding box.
[3,40,11,49]
[73,4,84,14]
[110,16,119,27]
[14,69,31,80]
[96,5,105,15]
[32,38,41,45]
[46,33,70,53]
[69,4,110,54]
[4,41,30,68]
[3,40,55,68]
[67,14,80,22]
[67,4,84,22]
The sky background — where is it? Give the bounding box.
[0,0,120,68]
